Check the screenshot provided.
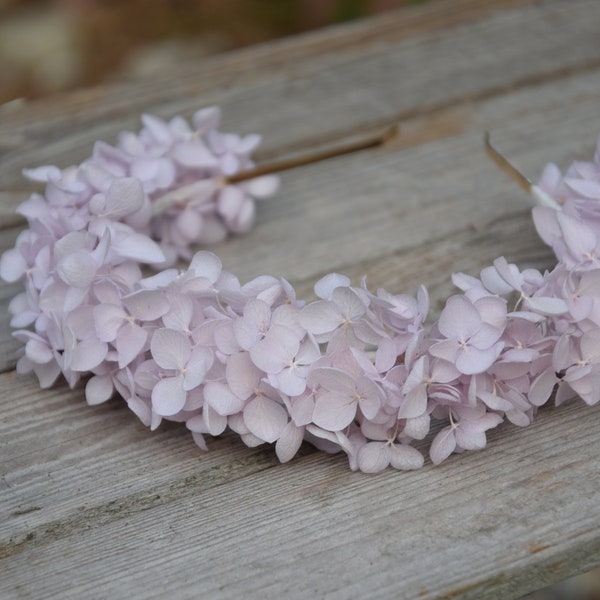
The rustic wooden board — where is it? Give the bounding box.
[1,383,599,600]
[1,0,600,598]
[1,0,599,194]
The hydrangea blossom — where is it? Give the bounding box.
[2,109,600,473]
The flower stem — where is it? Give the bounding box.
[485,132,563,209]
[153,126,397,215]
[484,132,532,194]
[226,126,398,184]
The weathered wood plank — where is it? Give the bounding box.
[1,398,598,600]
[0,374,286,536]
[0,0,599,195]
[0,83,599,597]
[1,1,600,598]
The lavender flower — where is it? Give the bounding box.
[3,107,600,472]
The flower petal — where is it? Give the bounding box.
[430,425,457,465]
[112,232,166,264]
[85,374,114,405]
[226,352,260,400]
[357,442,389,473]
[438,295,481,340]
[189,251,222,282]
[204,381,245,416]
[0,249,27,283]
[103,178,144,219]
[183,347,214,390]
[151,328,191,370]
[455,342,503,375]
[123,289,170,321]
[152,376,186,416]
[398,384,428,419]
[314,273,351,300]
[57,251,96,288]
[116,323,148,368]
[203,404,228,436]
[299,301,341,335]
[69,339,108,371]
[243,396,288,443]
[312,392,356,431]
[388,444,424,470]
[275,422,304,463]
[94,303,126,342]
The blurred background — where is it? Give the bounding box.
[0,0,419,104]
[1,1,599,597]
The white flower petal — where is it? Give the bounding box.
[398,385,428,419]
[402,413,430,440]
[243,396,288,443]
[331,286,366,321]
[69,339,108,372]
[112,232,166,264]
[123,289,170,321]
[116,323,148,368]
[357,442,389,473]
[312,392,356,431]
[203,404,227,436]
[152,376,186,416]
[299,301,341,335]
[57,251,96,288]
[141,113,173,144]
[103,178,144,218]
[270,366,307,397]
[151,328,191,370]
[455,342,503,375]
[25,339,53,364]
[314,273,351,300]
[226,352,260,400]
[308,367,355,395]
[388,444,424,470]
[455,427,487,450]
[438,295,481,340]
[183,347,214,390]
[0,249,27,283]
[189,251,222,283]
[192,106,221,133]
[22,165,62,182]
[524,295,568,316]
[85,374,114,405]
[172,141,218,168]
[204,381,245,416]
[275,422,304,463]
[218,185,244,220]
[245,175,279,198]
[430,426,457,465]
[94,303,127,342]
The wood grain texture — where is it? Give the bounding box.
[1,0,599,193]
[1,0,600,598]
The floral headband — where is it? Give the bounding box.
[2,107,598,473]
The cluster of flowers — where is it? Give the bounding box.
[1,108,599,473]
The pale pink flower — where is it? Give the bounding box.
[150,328,213,416]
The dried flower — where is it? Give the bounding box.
[3,107,600,472]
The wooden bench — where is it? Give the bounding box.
[1,0,599,597]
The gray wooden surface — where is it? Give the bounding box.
[1,0,599,598]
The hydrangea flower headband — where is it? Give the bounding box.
[2,106,599,473]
